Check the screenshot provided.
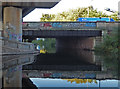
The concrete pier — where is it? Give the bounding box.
[3,7,22,42]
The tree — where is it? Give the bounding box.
[40,14,55,21]
[32,38,56,53]
[40,6,119,21]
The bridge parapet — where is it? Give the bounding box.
[23,22,97,30]
[22,22,119,31]
[96,22,119,31]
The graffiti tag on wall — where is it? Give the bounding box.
[4,22,22,41]
[22,22,97,30]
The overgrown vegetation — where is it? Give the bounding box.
[40,6,119,21]
[95,28,119,54]
[94,27,119,76]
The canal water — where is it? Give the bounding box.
[1,50,119,89]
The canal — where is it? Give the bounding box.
[1,49,119,89]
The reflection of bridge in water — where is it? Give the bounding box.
[23,52,101,71]
[1,54,118,88]
[23,70,116,80]
[2,55,35,88]
[1,1,119,88]
[22,51,118,80]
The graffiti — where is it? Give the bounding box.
[42,73,62,78]
[39,23,52,30]
[85,23,96,27]
[5,66,22,77]
[52,73,62,77]
[5,22,22,41]
[38,72,96,78]
[7,32,22,42]
[85,74,96,78]
[44,23,52,28]
[43,73,52,77]
[52,23,62,28]
[23,22,97,30]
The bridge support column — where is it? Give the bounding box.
[56,37,95,54]
[3,7,22,42]
[3,66,22,88]
[2,7,22,88]
[0,2,2,37]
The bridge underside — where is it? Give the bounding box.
[23,30,102,38]
[56,37,95,54]
[23,30,101,51]
[2,1,60,18]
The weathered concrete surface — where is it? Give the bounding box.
[0,37,38,55]
[0,2,2,44]
[1,0,61,17]
[2,0,60,7]
[3,7,22,42]
[2,54,35,88]
[2,54,35,69]
[22,22,97,30]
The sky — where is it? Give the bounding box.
[23,0,120,22]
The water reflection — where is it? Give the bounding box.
[30,78,119,89]
[1,50,119,88]
[2,54,36,88]
[23,51,101,71]
[63,79,98,84]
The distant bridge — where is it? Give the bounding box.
[22,22,118,52]
[22,22,103,51]
[23,30,102,38]
[22,22,102,39]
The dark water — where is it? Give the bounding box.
[1,50,119,89]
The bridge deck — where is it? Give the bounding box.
[23,30,102,38]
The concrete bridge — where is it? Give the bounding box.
[23,30,102,38]
[22,22,103,52]
[22,22,119,52]
[22,22,102,39]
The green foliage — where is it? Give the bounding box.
[40,6,119,21]
[98,53,118,76]
[40,14,55,21]
[95,31,119,76]
[32,38,56,53]
[95,34,119,54]
[32,39,43,47]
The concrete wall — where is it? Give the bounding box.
[0,37,35,55]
